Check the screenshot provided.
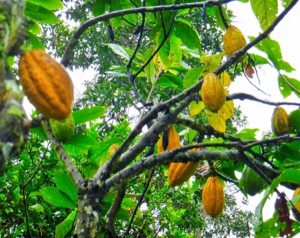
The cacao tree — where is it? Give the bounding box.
[0,0,300,237]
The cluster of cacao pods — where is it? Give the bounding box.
[201,73,226,113]
[18,49,74,121]
[202,176,225,218]
[223,25,247,62]
[157,126,199,186]
[271,106,291,136]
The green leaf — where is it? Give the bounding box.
[157,74,183,90]
[39,187,76,209]
[248,53,270,65]
[190,179,201,195]
[25,2,60,24]
[174,19,202,55]
[200,52,225,73]
[30,127,48,141]
[54,170,78,202]
[21,32,45,51]
[26,0,63,10]
[92,0,107,16]
[189,101,205,117]
[72,106,107,125]
[234,128,259,140]
[289,109,300,134]
[183,67,205,89]
[250,37,294,73]
[27,21,41,35]
[55,211,76,238]
[67,135,100,148]
[29,204,44,213]
[107,44,130,60]
[250,0,278,31]
[144,47,156,83]
[278,74,300,99]
[282,0,292,7]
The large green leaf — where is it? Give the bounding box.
[174,19,202,55]
[183,67,205,89]
[157,74,183,90]
[21,32,45,51]
[55,211,76,238]
[26,0,63,10]
[72,106,107,125]
[278,74,300,99]
[92,0,108,16]
[289,109,300,134]
[250,0,278,31]
[144,47,156,83]
[38,187,76,209]
[250,37,294,73]
[54,170,78,202]
[25,2,60,24]
[107,44,130,60]
[234,128,259,141]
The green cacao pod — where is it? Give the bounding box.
[202,177,225,218]
[241,166,266,196]
[157,126,181,168]
[293,188,300,221]
[19,49,74,120]
[49,114,75,143]
[271,107,291,136]
[201,73,226,112]
[223,26,246,62]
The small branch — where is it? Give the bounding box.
[106,183,127,238]
[41,117,83,189]
[243,70,271,96]
[61,0,235,67]
[123,168,156,237]
[217,3,229,29]
[215,170,238,185]
[227,92,300,107]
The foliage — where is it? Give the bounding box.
[0,0,300,237]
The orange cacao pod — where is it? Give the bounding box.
[201,73,225,112]
[293,188,300,221]
[202,177,225,218]
[168,148,200,187]
[271,107,291,136]
[157,126,181,168]
[19,49,74,120]
[223,26,246,62]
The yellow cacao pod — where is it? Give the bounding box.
[223,26,246,62]
[168,148,200,187]
[19,49,74,120]
[157,126,181,168]
[202,177,225,218]
[201,73,225,112]
[271,107,291,136]
[293,188,300,221]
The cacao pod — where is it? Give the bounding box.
[157,126,181,168]
[49,114,75,143]
[201,73,226,112]
[19,49,74,120]
[202,177,224,218]
[241,166,266,196]
[271,107,291,136]
[293,188,300,221]
[168,148,200,187]
[223,26,246,62]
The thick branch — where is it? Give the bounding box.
[41,117,83,189]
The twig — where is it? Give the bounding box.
[227,92,300,107]
[247,148,279,170]
[106,183,127,238]
[242,70,271,96]
[215,170,239,185]
[61,0,236,67]
[217,3,229,29]
[123,168,156,237]
[22,143,49,238]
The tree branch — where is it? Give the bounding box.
[60,0,235,68]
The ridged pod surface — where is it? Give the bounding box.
[168,148,200,187]
[202,177,224,218]
[158,126,181,168]
[271,107,291,136]
[49,114,75,143]
[293,188,300,221]
[201,73,225,112]
[241,166,266,196]
[19,49,74,120]
[223,26,246,62]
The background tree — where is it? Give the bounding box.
[0,0,300,237]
